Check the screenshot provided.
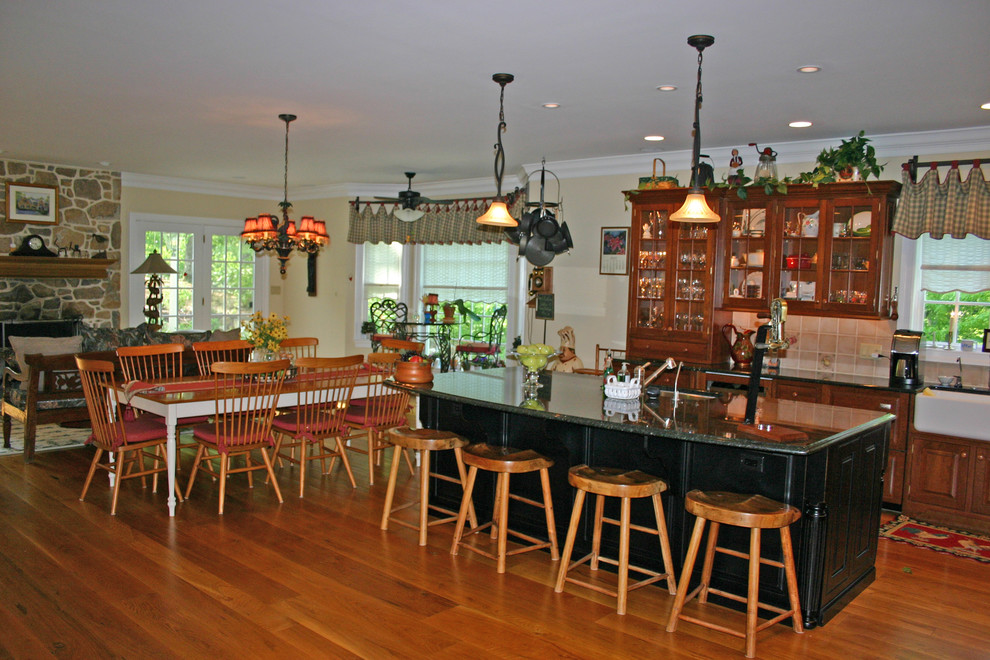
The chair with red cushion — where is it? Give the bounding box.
[455,305,507,368]
[76,356,174,515]
[184,359,289,514]
[272,355,364,496]
[344,352,413,485]
[191,339,253,377]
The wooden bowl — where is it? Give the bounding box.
[395,361,433,384]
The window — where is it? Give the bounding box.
[355,241,516,347]
[917,234,990,347]
[130,214,267,332]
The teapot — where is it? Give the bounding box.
[722,324,756,367]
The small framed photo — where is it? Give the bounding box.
[5,182,59,224]
[600,227,629,275]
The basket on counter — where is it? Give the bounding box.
[604,375,641,400]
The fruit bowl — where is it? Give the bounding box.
[508,344,558,387]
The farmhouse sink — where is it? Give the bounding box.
[914,388,990,442]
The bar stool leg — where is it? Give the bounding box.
[450,465,479,556]
[591,494,605,570]
[699,521,721,603]
[780,526,805,633]
[554,489,587,593]
[418,449,432,546]
[496,473,511,573]
[650,492,677,595]
[746,528,761,658]
[666,516,707,633]
[452,447,479,528]
[380,444,404,531]
[616,496,631,615]
[538,467,559,560]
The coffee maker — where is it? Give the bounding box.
[889,329,923,388]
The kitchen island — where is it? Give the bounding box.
[391,367,893,628]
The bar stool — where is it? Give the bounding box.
[666,490,804,658]
[450,443,560,573]
[554,465,677,615]
[380,427,478,546]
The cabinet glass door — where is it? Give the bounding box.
[673,223,710,333]
[824,201,875,309]
[726,204,769,309]
[778,200,825,307]
[635,209,667,330]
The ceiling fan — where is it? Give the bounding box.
[374,172,456,222]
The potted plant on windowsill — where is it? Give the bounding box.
[798,131,884,185]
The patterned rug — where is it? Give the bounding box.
[0,424,92,457]
[880,515,990,563]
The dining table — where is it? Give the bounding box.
[115,370,375,516]
[395,320,452,372]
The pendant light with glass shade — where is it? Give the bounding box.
[476,73,518,227]
[670,35,720,223]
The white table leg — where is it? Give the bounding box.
[166,413,178,517]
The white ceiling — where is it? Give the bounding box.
[2,0,989,196]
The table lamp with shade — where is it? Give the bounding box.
[131,250,177,329]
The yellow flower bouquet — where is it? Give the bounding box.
[242,312,290,353]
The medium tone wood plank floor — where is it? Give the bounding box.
[2,442,989,659]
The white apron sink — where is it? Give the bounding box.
[914,388,990,442]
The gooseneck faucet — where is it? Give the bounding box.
[642,357,678,387]
[743,298,790,424]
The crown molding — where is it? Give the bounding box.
[123,126,990,198]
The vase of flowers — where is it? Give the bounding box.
[242,312,289,360]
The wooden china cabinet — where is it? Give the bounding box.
[625,189,731,362]
[722,181,900,318]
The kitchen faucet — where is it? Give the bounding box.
[743,298,790,424]
[642,357,678,387]
[956,357,963,388]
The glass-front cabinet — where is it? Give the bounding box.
[720,182,900,318]
[627,190,731,363]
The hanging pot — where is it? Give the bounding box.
[534,209,559,238]
[524,236,555,266]
[545,221,573,254]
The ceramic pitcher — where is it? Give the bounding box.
[721,324,755,366]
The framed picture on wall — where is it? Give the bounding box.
[5,183,59,224]
[600,227,628,275]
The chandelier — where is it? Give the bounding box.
[477,73,518,227]
[242,114,329,275]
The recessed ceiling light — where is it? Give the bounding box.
[797,65,821,73]
[644,135,665,142]
[542,102,560,109]
[982,102,990,110]
[789,121,813,128]
[98,161,111,166]
[656,85,677,92]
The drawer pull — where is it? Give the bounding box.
[878,403,892,410]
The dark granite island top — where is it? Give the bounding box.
[391,367,893,629]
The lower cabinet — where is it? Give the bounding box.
[905,430,990,533]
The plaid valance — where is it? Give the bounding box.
[347,192,525,245]
[892,166,990,239]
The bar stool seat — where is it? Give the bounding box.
[380,427,477,546]
[666,490,804,658]
[554,465,677,615]
[450,443,560,573]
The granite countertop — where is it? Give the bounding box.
[392,367,893,456]
[698,363,923,391]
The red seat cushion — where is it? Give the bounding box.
[192,419,274,453]
[272,412,346,440]
[456,342,496,354]
[102,416,167,449]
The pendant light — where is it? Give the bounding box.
[670,35,720,223]
[477,73,518,227]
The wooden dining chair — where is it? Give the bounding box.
[280,337,319,360]
[271,355,363,496]
[574,344,628,375]
[184,359,289,514]
[118,343,207,455]
[192,339,253,376]
[378,337,425,356]
[76,356,177,515]
[343,352,414,486]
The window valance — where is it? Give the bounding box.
[892,165,990,239]
[347,192,525,245]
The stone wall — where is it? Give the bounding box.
[0,159,121,326]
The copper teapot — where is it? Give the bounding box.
[722,324,755,366]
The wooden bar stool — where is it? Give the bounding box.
[380,427,478,546]
[450,443,560,573]
[554,465,677,615]
[666,490,804,658]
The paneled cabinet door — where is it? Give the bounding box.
[908,433,971,511]
[971,445,990,516]
[819,195,891,317]
[775,197,828,312]
[724,200,772,311]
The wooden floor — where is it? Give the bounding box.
[2,444,989,659]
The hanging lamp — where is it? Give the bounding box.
[670,35,720,223]
[477,73,518,227]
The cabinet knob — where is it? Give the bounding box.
[978,453,985,461]
[961,452,968,459]
[878,403,892,410]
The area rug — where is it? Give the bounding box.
[0,424,92,457]
[880,515,990,563]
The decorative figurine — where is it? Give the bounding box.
[550,326,584,372]
[729,148,743,169]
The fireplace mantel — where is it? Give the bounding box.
[0,256,116,279]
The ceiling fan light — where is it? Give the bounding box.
[394,207,425,222]
[476,200,517,227]
[670,192,720,223]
